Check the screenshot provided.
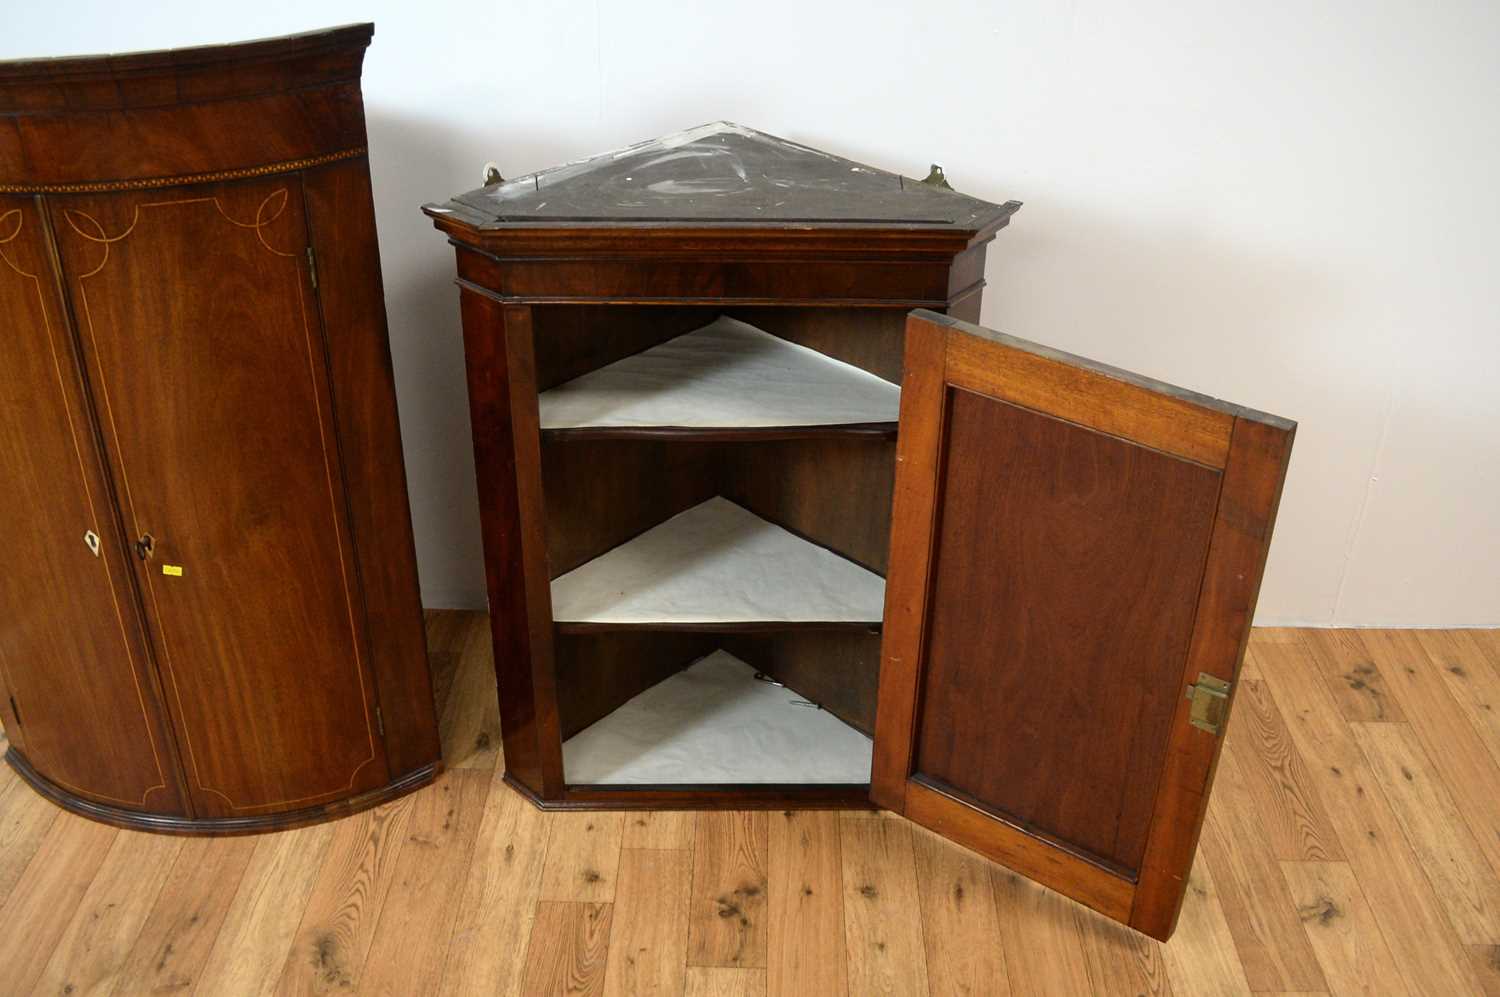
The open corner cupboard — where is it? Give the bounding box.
[426,122,1295,939]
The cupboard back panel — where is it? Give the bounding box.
[725,306,906,383]
[719,437,895,575]
[49,177,390,817]
[543,439,720,579]
[0,195,186,813]
[913,387,1221,874]
[722,629,881,735]
[554,631,719,742]
[531,305,719,391]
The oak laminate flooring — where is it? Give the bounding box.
[602,848,692,997]
[991,867,1097,997]
[0,813,117,993]
[625,811,697,851]
[766,809,849,996]
[275,795,417,995]
[839,814,931,995]
[1278,860,1409,997]
[195,821,338,996]
[520,901,613,996]
[359,769,491,997]
[688,812,770,969]
[1255,640,1485,996]
[1347,631,1500,904]
[684,966,769,997]
[1220,668,1345,861]
[540,811,627,904]
[32,829,182,997]
[0,771,60,905]
[440,764,551,995]
[107,834,259,995]
[910,823,1013,996]
[1349,721,1500,943]
[1199,807,1328,992]
[6,616,1500,996]
[1304,629,1409,722]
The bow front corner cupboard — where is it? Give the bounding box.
[429,123,1295,940]
[0,25,441,835]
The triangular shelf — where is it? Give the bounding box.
[550,497,885,628]
[563,650,872,785]
[538,315,900,435]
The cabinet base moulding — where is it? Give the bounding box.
[4,747,441,837]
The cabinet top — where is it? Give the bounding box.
[426,122,1021,251]
[0,23,373,114]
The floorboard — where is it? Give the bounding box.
[3,618,1498,995]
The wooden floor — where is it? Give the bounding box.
[2,618,1499,995]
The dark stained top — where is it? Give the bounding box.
[426,122,1019,234]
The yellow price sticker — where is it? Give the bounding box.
[162,565,184,577]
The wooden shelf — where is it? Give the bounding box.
[538,315,900,438]
[562,650,873,785]
[549,497,886,628]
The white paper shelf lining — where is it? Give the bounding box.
[549,496,886,625]
[562,650,873,785]
[537,315,901,430]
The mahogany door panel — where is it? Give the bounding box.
[48,178,390,818]
[0,195,187,814]
[873,309,1294,940]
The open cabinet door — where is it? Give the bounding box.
[872,310,1294,940]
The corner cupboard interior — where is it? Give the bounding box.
[534,304,907,787]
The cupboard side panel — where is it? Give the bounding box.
[302,159,440,776]
[458,291,563,797]
[0,194,187,813]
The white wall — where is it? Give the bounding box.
[7,1,1498,626]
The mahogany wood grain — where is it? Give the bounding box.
[0,194,187,815]
[722,630,882,735]
[455,250,957,307]
[718,437,895,575]
[459,293,564,799]
[868,319,948,812]
[913,388,1222,872]
[904,780,1136,923]
[1,25,438,834]
[943,320,1237,468]
[0,26,372,186]
[1131,416,1295,939]
[726,307,906,383]
[532,304,719,392]
[542,439,718,578]
[875,311,1294,941]
[554,632,717,741]
[50,179,389,818]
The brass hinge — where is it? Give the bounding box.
[375,705,385,737]
[1185,673,1231,735]
[306,247,318,289]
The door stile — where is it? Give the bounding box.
[1129,414,1295,938]
[869,317,948,810]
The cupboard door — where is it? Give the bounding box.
[49,178,390,818]
[0,196,187,814]
[872,309,1294,940]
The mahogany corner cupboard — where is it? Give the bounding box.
[0,25,441,834]
[428,123,1295,940]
